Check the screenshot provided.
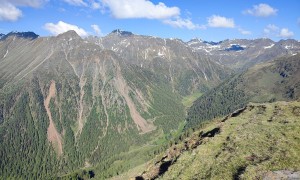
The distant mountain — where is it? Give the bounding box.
[88,30,230,95]
[186,53,300,129]
[1,31,39,40]
[187,38,300,70]
[111,29,134,36]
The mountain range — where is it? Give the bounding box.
[188,37,300,70]
[0,30,299,179]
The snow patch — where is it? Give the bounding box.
[264,44,274,49]
[203,49,211,53]
[158,50,164,57]
[3,49,8,58]
[284,45,294,49]
[111,47,119,51]
[188,41,200,46]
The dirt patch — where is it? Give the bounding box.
[292,107,300,116]
[77,65,86,136]
[257,105,267,114]
[44,80,63,155]
[113,62,155,133]
[135,89,150,112]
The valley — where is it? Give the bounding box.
[0,30,299,179]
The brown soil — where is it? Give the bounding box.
[77,65,86,135]
[114,62,155,133]
[44,80,63,155]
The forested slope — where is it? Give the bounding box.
[0,31,229,179]
[186,53,300,129]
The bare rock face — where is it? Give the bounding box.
[263,171,300,180]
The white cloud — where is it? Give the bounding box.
[99,0,203,31]
[267,24,279,31]
[279,28,294,38]
[0,0,47,21]
[44,21,88,37]
[238,28,251,35]
[207,15,235,28]
[91,24,102,36]
[101,0,180,19]
[263,24,294,39]
[263,24,279,34]
[2,0,47,8]
[63,0,87,6]
[91,2,101,9]
[244,3,277,17]
[0,3,22,21]
[163,17,205,30]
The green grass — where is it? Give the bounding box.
[129,101,300,180]
[160,101,300,179]
[182,91,203,108]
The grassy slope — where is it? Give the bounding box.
[182,91,203,108]
[128,101,300,179]
[161,101,300,179]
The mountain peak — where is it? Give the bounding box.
[188,38,203,43]
[56,30,81,39]
[1,31,39,40]
[110,29,133,36]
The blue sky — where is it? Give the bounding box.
[0,0,299,41]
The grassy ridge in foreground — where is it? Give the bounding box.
[134,101,300,179]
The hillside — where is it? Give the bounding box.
[0,30,299,179]
[89,30,230,95]
[186,53,300,129]
[0,31,229,179]
[133,101,300,179]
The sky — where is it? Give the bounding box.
[0,0,299,41]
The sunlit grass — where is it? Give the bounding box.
[160,101,300,179]
[182,92,203,108]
